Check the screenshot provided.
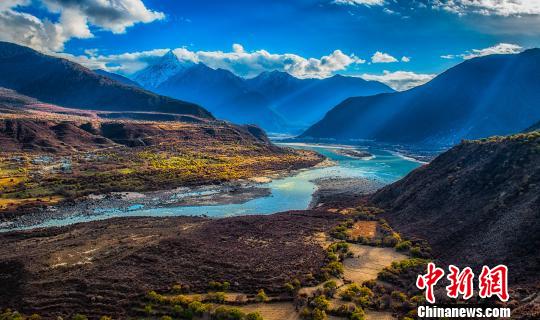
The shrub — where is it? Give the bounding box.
[312,295,330,311]
[29,315,41,320]
[391,291,407,302]
[256,289,269,302]
[284,282,295,293]
[211,306,245,320]
[395,241,412,251]
[409,247,423,257]
[322,261,344,277]
[245,312,263,320]
[206,291,226,303]
[171,284,183,294]
[172,304,184,316]
[72,315,88,320]
[161,316,173,320]
[311,308,327,320]
[0,311,24,320]
[334,304,356,317]
[209,280,231,291]
[322,280,337,297]
[340,284,373,304]
[147,290,163,303]
[143,305,152,315]
[99,317,112,320]
[300,307,311,319]
[188,301,209,316]
[382,235,399,247]
[349,308,365,320]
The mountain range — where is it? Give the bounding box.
[0,42,212,120]
[301,49,540,147]
[132,51,393,132]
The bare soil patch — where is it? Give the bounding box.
[348,221,378,239]
[342,244,407,284]
[239,302,301,320]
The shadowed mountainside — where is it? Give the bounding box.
[93,69,141,88]
[0,42,212,119]
[371,132,540,285]
[155,63,288,132]
[302,49,540,147]
[135,52,393,132]
[246,71,394,127]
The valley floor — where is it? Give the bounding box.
[0,112,323,221]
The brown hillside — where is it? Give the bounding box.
[371,132,540,285]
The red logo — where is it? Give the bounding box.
[416,264,509,303]
[446,265,474,300]
[478,265,509,302]
[416,262,445,303]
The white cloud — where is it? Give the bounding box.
[371,51,398,63]
[62,44,367,79]
[361,70,436,91]
[0,0,164,52]
[440,54,456,59]
[401,56,411,62]
[462,42,523,59]
[232,43,245,53]
[441,43,524,60]
[432,0,540,16]
[57,48,170,74]
[333,0,386,6]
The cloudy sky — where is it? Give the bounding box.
[1,0,539,90]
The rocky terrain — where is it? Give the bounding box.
[0,211,344,318]
[371,131,540,286]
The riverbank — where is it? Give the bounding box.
[0,143,421,232]
[0,158,336,231]
[310,177,384,209]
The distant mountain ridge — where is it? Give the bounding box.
[154,62,288,132]
[93,69,141,88]
[246,71,393,127]
[301,49,540,147]
[0,42,212,120]
[133,51,393,132]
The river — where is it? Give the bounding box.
[1,143,422,231]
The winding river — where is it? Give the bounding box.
[2,143,422,231]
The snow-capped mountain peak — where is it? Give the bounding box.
[133,50,193,89]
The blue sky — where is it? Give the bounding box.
[1,0,539,90]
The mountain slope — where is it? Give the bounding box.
[302,49,540,147]
[526,120,540,132]
[247,72,394,126]
[371,132,540,284]
[154,64,287,132]
[0,42,212,119]
[133,50,192,88]
[93,69,141,87]
[134,54,392,132]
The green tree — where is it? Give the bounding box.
[256,289,269,302]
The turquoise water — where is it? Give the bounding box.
[5,143,421,230]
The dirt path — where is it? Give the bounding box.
[239,303,301,320]
[342,244,407,284]
[247,238,406,320]
[365,310,396,320]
